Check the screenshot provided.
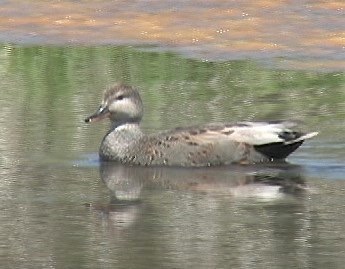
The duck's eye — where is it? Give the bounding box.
[116,95,125,100]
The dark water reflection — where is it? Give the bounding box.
[1,158,345,268]
[86,163,309,268]
[99,162,307,203]
[0,44,344,268]
[83,162,343,269]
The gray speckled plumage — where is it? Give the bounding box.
[85,84,318,167]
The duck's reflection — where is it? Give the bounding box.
[100,162,306,200]
[89,162,307,228]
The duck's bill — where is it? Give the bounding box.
[85,106,110,123]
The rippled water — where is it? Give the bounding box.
[0,44,344,268]
[0,0,343,70]
[0,1,344,267]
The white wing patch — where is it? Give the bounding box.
[229,126,284,145]
[198,122,317,146]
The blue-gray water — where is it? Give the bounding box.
[0,44,344,269]
[2,1,344,267]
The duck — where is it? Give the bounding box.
[85,84,318,167]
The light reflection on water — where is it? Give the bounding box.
[0,44,344,268]
[0,1,343,71]
[83,162,343,269]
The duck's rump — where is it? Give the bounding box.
[254,141,304,160]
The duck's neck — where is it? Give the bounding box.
[111,118,142,130]
[109,121,144,142]
[106,122,144,147]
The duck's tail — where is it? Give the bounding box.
[254,131,318,160]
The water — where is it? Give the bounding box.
[0,1,343,70]
[0,1,345,268]
[0,44,344,269]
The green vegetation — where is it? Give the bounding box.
[0,44,344,160]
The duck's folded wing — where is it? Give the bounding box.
[198,121,318,146]
[143,121,317,166]
[183,121,318,163]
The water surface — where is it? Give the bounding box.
[0,44,344,268]
[0,0,343,70]
[0,2,344,267]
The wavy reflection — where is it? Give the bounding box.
[90,162,307,229]
[100,162,306,200]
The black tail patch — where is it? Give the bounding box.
[254,141,304,160]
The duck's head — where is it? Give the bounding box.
[85,84,143,125]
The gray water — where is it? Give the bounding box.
[2,1,344,267]
[0,44,344,268]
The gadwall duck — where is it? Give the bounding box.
[85,84,317,167]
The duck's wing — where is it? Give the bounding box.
[140,121,317,166]
[195,121,318,145]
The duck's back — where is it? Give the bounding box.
[106,121,315,167]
